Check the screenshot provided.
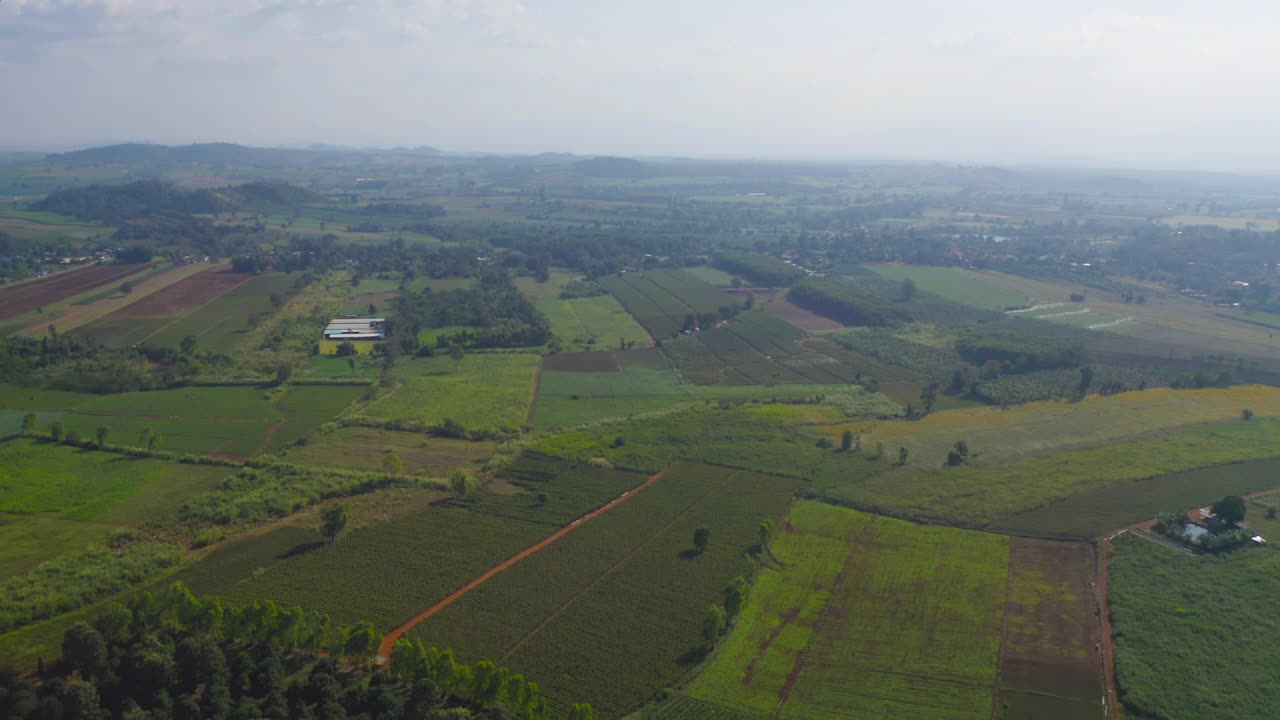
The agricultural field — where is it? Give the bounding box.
[210,456,643,631]
[992,456,1280,539]
[408,462,800,719]
[274,426,495,475]
[672,501,1010,720]
[144,272,297,351]
[69,265,249,348]
[995,539,1105,719]
[298,355,384,379]
[601,270,739,338]
[0,439,229,576]
[0,384,358,458]
[724,287,844,331]
[1110,533,1280,720]
[15,263,208,338]
[515,272,650,351]
[662,311,866,386]
[867,263,1030,310]
[0,262,151,322]
[680,265,736,286]
[362,352,540,433]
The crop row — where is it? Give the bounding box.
[407,461,800,719]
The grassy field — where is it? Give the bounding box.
[274,426,495,475]
[674,501,1009,720]
[0,515,113,581]
[363,353,540,433]
[144,273,297,352]
[600,270,736,339]
[1110,534,1280,720]
[299,356,383,379]
[265,384,366,452]
[681,266,737,286]
[515,272,650,351]
[409,462,800,719]
[867,263,1030,310]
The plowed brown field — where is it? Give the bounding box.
[104,265,246,318]
[0,263,150,320]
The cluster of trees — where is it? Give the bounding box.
[396,272,551,349]
[0,334,233,394]
[713,252,803,286]
[954,331,1085,373]
[1153,496,1253,553]
[0,581,577,720]
[787,279,912,327]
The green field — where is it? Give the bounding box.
[1110,534,1280,720]
[409,462,800,719]
[674,501,1008,720]
[265,384,366,451]
[681,266,737,286]
[299,356,383,379]
[363,353,540,433]
[275,426,495,475]
[992,456,1280,538]
[867,263,1030,310]
[209,455,641,631]
[144,273,297,352]
[515,273,650,351]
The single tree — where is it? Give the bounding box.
[347,357,357,377]
[759,519,774,551]
[946,440,969,466]
[873,440,885,459]
[95,425,109,446]
[920,381,939,414]
[901,277,917,300]
[898,446,909,466]
[120,280,133,295]
[148,432,161,452]
[21,412,36,436]
[1211,495,1247,527]
[449,343,465,371]
[450,470,477,497]
[703,604,727,644]
[336,341,357,357]
[275,363,292,386]
[51,420,64,442]
[1243,408,1255,421]
[841,430,855,452]
[61,623,108,679]
[368,303,377,315]
[382,449,402,477]
[180,335,198,356]
[731,275,744,288]
[693,526,712,554]
[724,576,749,618]
[1077,366,1094,398]
[139,427,154,448]
[269,292,285,309]
[321,504,349,545]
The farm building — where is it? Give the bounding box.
[324,318,386,341]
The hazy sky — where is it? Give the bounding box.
[4,1,1280,168]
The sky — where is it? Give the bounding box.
[4,0,1280,169]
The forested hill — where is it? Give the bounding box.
[44,142,329,168]
[33,180,320,223]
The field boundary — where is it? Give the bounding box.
[526,356,544,427]
[375,462,673,662]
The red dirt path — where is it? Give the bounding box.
[375,463,673,663]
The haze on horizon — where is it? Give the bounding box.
[4,0,1280,171]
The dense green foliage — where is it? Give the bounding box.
[0,543,180,633]
[955,329,1085,372]
[1110,534,1280,720]
[713,252,804,286]
[397,270,552,349]
[788,278,911,326]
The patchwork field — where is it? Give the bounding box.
[363,352,540,433]
[0,262,150,322]
[144,272,297,352]
[274,426,495,475]
[18,263,208,337]
[868,263,1030,310]
[408,462,800,719]
[601,270,738,338]
[673,501,1010,720]
[69,265,246,347]
[205,455,642,632]
[515,273,650,351]
[1110,533,1280,720]
[724,287,844,331]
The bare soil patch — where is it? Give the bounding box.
[725,288,845,331]
[109,266,246,318]
[0,263,150,320]
[996,538,1106,719]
